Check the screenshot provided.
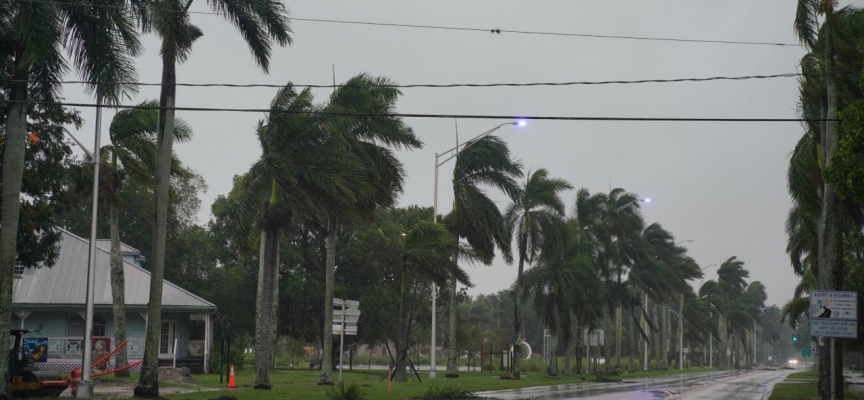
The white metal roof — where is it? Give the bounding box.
[95,239,140,255]
[12,229,215,310]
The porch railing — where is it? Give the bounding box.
[45,337,146,360]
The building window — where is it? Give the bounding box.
[67,315,106,337]
[13,265,23,276]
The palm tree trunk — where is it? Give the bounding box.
[318,218,338,385]
[446,239,460,378]
[135,52,177,397]
[629,306,636,373]
[653,305,660,370]
[575,320,583,374]
[564,313,576,375]
[549,333,559,377]
[615,306,622,372]
[109,194,129,377]
[395,262,409,382]
[660,304,667,370]
[0,57,29,399]
[254,219,280,389]
[512,248,527,379]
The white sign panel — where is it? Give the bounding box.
[333,324,358,335]
[810,291,857,320]
[810,319,858,339]
[582,330,604,346]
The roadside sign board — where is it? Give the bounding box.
[802,349,812,357]
[810,291,857,320]
[582,330,604,346]
[810,319,858,338]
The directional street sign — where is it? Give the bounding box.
[803,349,812,357]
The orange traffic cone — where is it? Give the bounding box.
[228,365,237,390]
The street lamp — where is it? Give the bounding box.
[34,99,103,398]
[429,121,524,378]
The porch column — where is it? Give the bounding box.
[15,311,31,329]
[202,313,213,374]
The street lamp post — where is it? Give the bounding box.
[429,120,524,378]
[33,110,102,399]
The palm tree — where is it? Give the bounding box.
[574,188,645,372]
[317,74,422,385]
[103,102,192,376]
[229,84,359,389]
[519,220,604,376]
[0,1,140,396]
[133,1,291,396]
[444,136,522,377]
[394,220,471,382]
[503,168,572,379]
[699,257,749,369]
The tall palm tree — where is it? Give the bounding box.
[394,220,471,382]
[132,1,291,395]
[519,220,604,377]
[317,74,422,385]
[575,188,645,372]
[0,1,140,396]
[699,257,749,369]
[444,136,522,377]
[103,102,192,376]
[229,84,359,389]
[503,168,572,379]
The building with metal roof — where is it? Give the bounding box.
[10,229,215,373]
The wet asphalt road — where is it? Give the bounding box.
[477,369,795,400]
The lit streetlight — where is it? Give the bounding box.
[429,120,524,378]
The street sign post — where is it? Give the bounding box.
[809,290,858,400]
[333,298,360,382]
[802,349,812,357]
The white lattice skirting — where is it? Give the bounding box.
[36,362,143,374]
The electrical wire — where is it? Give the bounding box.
[11,72,841,90]
[13,101,835,122]
[12,0,804,47]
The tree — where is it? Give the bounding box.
[519,220,603,376]
[317,74,422,384]
[99,102,192,375]
[503,168,571,379]
[228,84,357,389]
[444,136,522,377]
[1,1,140,396]
[699,257,749,369]
[394,220,470,381]
[573,188,645,372]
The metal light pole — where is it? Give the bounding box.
[429,120,524,378]
[78,94,103,399]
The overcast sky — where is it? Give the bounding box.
[57,0,855,308]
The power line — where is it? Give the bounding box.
[12,72,828,90]
[15,101,834,122]
[14,0,803,47]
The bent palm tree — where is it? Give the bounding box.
[133,1,292,396]
[103,102,192,376]
[395,220,472,382]
[444,136,522,377]
[504,168,572,379]
[1,1,140,395]
[230,84,358,389]
[318,74,422,384]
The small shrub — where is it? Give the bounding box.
[413,383,479,399]
[325,381,368,400]
[208,341,247,373]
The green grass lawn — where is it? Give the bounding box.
[769,376,857,400]
[158,366,720,400]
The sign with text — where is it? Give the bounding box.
[21,338,48,363]
[810,319,858,339]
[802,348,812,357]
[810,291,857,320]
[582,330,604,346]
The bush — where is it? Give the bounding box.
[413,383,479,399]
[325,381,368,400]
[208,340,247,373]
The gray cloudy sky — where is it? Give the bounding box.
[59,0,852,308]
